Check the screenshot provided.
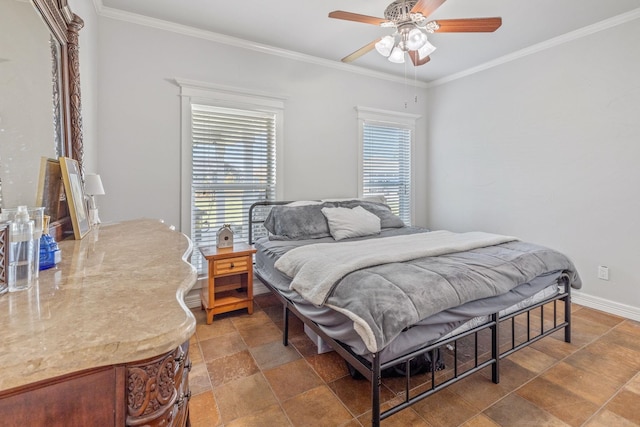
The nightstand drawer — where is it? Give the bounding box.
[213,256,250,276]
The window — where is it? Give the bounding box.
[190,105,276,270]
[178,80,284,273]
[357,107,419,225]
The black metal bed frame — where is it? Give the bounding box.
[248,201,572,426]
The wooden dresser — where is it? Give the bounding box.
[0,219,197,426]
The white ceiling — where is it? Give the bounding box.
[100,0,640,82]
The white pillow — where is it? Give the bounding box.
[321,206,381,240]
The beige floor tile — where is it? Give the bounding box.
[483,394,570,427]
[263,358,324,402]
[230,310,272,330]
[214,373,278,424]
[565,340,640,386]
[289,332,320,358]
[225,403,292,427]
[281,385,353,427]
[506,345,559,374]
[605,389,640,424]
[448,369,511,411]
[541,361,621,406]
[306,350,350,383]
[615,319,640,336]
[460,414,501,427]
[249,339,301,370]
[195,316,237,341]
[516,376,600,426]
[206,349,260,388]
[188,362,213,396]
[598,328,640,353]
[237,321,284,348]
[200,331,247,361]
[625,373,640,394]
[328,375,395,418]
[357,397,431,427]
[583,409,640,427]
[188,390,221,427]
[412,388,479,427]
[572,307,625,328]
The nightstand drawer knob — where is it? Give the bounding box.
[230,262,235,269]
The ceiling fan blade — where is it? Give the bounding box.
[411,0,447,19]
[329,11,387,26]
[408,50,431,66]
[431,17,502,32]
[341,38,381,63]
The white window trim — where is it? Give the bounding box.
[356,106,420,224]
[177,78,286,236]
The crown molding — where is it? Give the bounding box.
[428,7,640,88]
[90,2,640,89]
[91,0,103,14]
[95,3,429,89]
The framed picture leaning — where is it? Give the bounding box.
[60,157,90,239]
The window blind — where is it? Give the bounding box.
[191,104,276,272]
[362,123,411,225]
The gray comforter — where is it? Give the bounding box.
[276,232,581,353]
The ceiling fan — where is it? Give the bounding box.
[329,0,502,66]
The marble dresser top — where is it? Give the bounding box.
[0,219,197,392]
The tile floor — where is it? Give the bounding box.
[187,293,640,427]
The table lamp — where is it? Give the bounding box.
[84,173,105,226]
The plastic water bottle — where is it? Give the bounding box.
[8,206,34,292]
[39,215,61,270]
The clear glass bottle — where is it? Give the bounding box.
[8,206,34,292]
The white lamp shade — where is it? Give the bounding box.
[375,35,395,57]
[84,173,105,196]
[417,40,437,58]
[388,46,405,63]
[406,28,428,51]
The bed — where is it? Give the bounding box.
[248,198,581,426]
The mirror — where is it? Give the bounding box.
[0,0,84,238]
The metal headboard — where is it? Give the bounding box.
[248,200,293,244]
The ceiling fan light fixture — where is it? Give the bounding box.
[406,27,428,50]
[375,35,395,57]
[417,40,437,58]
[388,46,405,63]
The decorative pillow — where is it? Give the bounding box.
[333,200,405,228]
[321,206,381,240]
[264,203,334,240]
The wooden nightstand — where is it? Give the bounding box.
[199,243,257,324]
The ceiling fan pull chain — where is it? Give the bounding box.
[414,65,418,104]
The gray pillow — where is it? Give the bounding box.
[333,200,405,228]
[264,202,335,240]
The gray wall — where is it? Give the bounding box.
[96,17,429,230]
[427,18,640,316]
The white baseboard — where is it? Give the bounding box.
[184,292,201,309]
[572,291,640,322]
[183,279,270,309]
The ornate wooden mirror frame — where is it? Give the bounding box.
[32,0,84,239]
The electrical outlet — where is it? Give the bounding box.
[598,266,609,281]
